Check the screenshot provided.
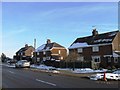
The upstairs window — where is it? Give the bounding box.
[78,48,83,53]
[58,50,61,54]
[92,46,99,52]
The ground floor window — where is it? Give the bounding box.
[107,57,111,62]
[37,57,40,62]
[92,56,100,63]
[37,52,39,55]
[114,57,118,63]
[43,57,46,61]
[46,56,51,60]
[77,56,84,62]
[60,56,63,60]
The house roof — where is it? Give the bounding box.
[16,46,34,54]
[69,30,119,49]
[114,51,120,56]
[113,52,120,57]
[35,42,65,52]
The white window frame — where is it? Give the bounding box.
[77,56,84,61]
[61,56,63,60]
[37,52,39,55]
[92,56,101,63]
[21,52,23,55]
[108,57,111,62]
[78,48,83,53]
[58,50,61,54]
[37,57,40,62]
[31,52,33,55]
[43,51,46,55]
[114,57,118,63]
[43,57,46,60]
[92,46,99,52]
[46,56,50,60]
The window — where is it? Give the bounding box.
[43,57,46,60]
[61,57,63,60]
[21,52,23,55]
[107,57,111,62]
[37,58,40,62]
[92,46,99,52]
[37,52,39,55]
[46,56,50,60]
[78,48,83,53]
[77,56,84,61]
[94,58,99,62]
[31,52,33,55]
[58,50,61,54]
[114,57,118,63]
[43,51,46,55]
[92,56,100,63]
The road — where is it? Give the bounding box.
[2,64,119,89]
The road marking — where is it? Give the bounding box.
[36,79,56,86]
[8,71,15,74]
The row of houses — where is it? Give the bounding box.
[13,29,120,69]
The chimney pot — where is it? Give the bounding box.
[47,39,51,44]
[92,28,98,36]
[25,44,28,48]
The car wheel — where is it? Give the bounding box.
[27,66,30,68]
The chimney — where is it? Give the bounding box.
[25,44,28,48]
[92,28,98,36]
[47,39,51,44]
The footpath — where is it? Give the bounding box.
[30,67,93,78]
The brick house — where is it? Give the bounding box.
[68,29,120,69]
[34,39,67,65]
[14,44,35,62]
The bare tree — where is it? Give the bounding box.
[65,51,79,70]
[1,53,7,62]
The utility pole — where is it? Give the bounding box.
[34,38,37,64]
[34,38,36,50]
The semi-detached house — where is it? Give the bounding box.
[15,44,35,61]
[69,29,120,69]
[34,39,67,65]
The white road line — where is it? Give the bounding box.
[36,79,56,86]
[8,71,15,74]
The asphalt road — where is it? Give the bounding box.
[2,64,119,88]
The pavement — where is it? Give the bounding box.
[30,67,93,78]
[3,63,93,78]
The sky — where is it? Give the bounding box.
[1,2,118,58]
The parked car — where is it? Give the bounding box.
[15,60,30,68]
[89,70,120,81]
[7,59,17,64]
[89,73,104,80]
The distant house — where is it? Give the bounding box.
[68,29,120,69]
[15,44,35,61]
[34,39,67,65]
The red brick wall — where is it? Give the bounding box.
[51,49,67,60]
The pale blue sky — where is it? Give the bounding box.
[2,2,118,58]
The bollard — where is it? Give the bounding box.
[103,71,107,81]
